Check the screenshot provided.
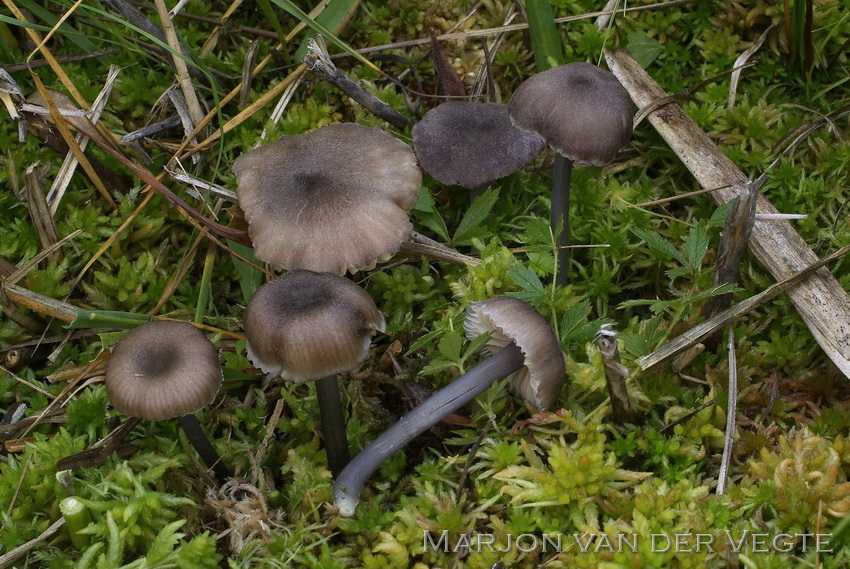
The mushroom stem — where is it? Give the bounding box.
[333,342,525,517]
[552,153,573,286]
[315,375,351,478]
[177,414,230,481]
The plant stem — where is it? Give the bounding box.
[333,342,525,517]
[552,153,573,286]
[178,414,229,481]
[315,375,351,478]
[59,496,91,550]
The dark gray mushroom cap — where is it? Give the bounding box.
[105,321,222,421]
[233,123,422,275]
[508,62,633,166]
[243,270,386,383]
[464,296,564,410]
[412,102,545,189]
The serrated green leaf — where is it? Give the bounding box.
[462,331,494,364]
[683,223,710,269]
[627,31,664,68]
[519,216,554,247]
[413,186,437,212]
[453,188,499,245]
[406,328,444,355]
[415,209,451,242]
[438,329,463,363]
[507,263,544,294]
[631,227,688,267]
[559,299,592,339]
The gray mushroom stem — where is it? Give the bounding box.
[333,342,525,517]
[177,414,230,480]
[551,153,573,286]
[315,375,351,478]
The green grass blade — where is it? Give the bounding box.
[525,0,564,71]
[269,0,380,72]
[14,0,98,52]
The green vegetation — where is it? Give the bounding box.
[2,0,850,567]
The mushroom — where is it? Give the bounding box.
[232,123,422,275]
[242,270,385,477]
[105,320,228,480]
[508,62,633,285]
[412,102,545,201]
[333,296,564,516]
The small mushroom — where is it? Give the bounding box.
[242,270,385,477]
[508,62,633,285]
[333,296,564,516]
[105,320,228,480]
[232,123,422,275]
[412,102,545,201]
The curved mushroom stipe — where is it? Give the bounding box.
[333,342,525,517]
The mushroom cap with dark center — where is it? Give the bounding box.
[508,62,633,166]
[105,320,222,421]
[412,102,545,189]
[243,270,386,383]
[464,296,564,410]
[232,123,422,275]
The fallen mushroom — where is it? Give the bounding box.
[412,102,545,201]
[232,123,422,275]
[242,270,385,478]
[105,320,228,480]
[333,296,564,516]
[508,62,633,285]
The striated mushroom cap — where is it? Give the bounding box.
[464,296,564,410]
[243,270,386,383]
[105,321,222,421]
[233,123,422,275]
[508,62,633,166]
[412,102,544,189]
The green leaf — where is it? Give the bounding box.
[145,520,186,564]
[419,359,457,376]
[228,240,264,303]
[414,209,451,243]
[256,0,289,52]
[683,223,710,270]
[631,227,688,267]
[507,263,544,295]
[708,201,735,227]
[68,310,153,330]
[413,186,436,212]
[525,0,564,71]
[559,299,592,340]
[453,188,499,245]
[626,31,664,68]
[438,329,463,363]
[406,328,444,355]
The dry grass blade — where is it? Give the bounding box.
[606,47,850,379]
[716,326,737,495]
[23,164,62,264]
[728,25,773,108]
[596,324,634,424]
[0,519,65,569]
[153,0,205,128]
[46,65,121,215]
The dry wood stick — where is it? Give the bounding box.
[605,48,850,379]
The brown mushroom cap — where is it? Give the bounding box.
[243,270,386,383]
[464,296,564,410]
[412,102,545,189]
[232,123,422,275]
[507,62,633,166]
[105,321,222,421]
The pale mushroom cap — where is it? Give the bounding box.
[243,270,386,383]
[412,102,545,189]
[105,321,222,421]
[508,62,633,166]
[464,296,564,410]
[233,123,422,275]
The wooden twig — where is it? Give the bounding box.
[596,324,634,424]
[0,518,65,569]
[606,48,850,380]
